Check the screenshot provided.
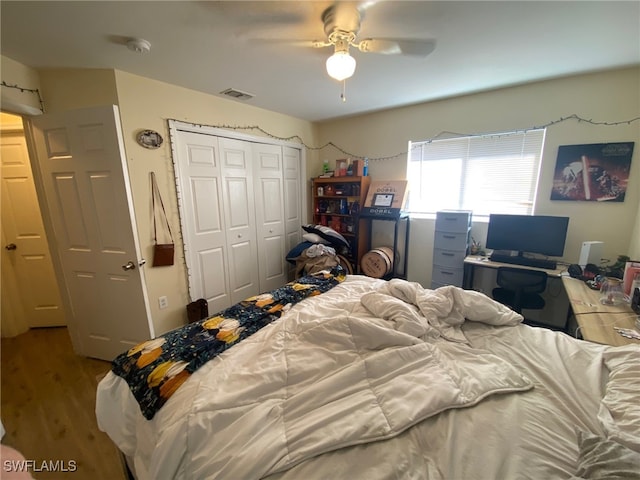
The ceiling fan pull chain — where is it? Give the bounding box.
[341,79,347,102]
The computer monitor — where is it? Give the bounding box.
[486,214,569,257]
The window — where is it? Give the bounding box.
[406,129,546,217]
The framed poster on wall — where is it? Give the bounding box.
[550,142,634,202]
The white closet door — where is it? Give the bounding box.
[253,143,287,291]
[220,137,260,303]
[283,146,302,279]
[172,121,304,309]
[174,131,231,312]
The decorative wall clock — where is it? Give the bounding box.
[136,129,163,149]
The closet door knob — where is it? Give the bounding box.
[122,261,136,271]
[5,243,17,251]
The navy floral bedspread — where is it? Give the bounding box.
[111,267,346,420]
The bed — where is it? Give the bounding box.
[96,269,640,479]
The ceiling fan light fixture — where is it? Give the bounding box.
[326,51,356,81]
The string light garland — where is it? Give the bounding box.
[1,80,45,112]
[174,114,639,164]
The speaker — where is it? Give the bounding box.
[631,287,640,314]
[579,241,603,268]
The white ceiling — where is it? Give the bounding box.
[2,1,639,122]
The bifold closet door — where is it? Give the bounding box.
[219,137,260,305]
[174,131,232,313]
[283,146,302,280]
[174,126,303,311]
[253,143,287,292]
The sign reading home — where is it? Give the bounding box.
[362,180,408,217]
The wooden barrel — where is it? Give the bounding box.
[337,255,354,275]
[361,247,394,278]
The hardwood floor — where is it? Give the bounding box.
[1,327,126,479]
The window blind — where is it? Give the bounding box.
[406,129,546,216]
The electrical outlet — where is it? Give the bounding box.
[158,296,168,309]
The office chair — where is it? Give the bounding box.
[492,267,547,314]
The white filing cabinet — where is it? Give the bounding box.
[431,210,472,289]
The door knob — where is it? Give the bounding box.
[122,261,136,271]
[5,243,17,251]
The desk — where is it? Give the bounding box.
[463,256,568,329]
[463,256,564,289]
[463,256,639,345]
[562,276,639,346]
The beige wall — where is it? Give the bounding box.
[317,67,640,286]
[37,68,119,112]
[630,198,640,260]
[1,55,43,114]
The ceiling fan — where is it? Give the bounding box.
[306,2,437,81]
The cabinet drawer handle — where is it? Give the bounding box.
[441,252,455,257]
[443,235,456,239]
[440,271,453,275]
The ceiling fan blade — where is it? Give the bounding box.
[357,0,383,16]
[247,38,331,49]
[357,38,437,57]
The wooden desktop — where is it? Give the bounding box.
[463,255,564,290]
[561,276,639,346]
[463,256,639,346]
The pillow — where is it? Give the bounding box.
[302,232,330,245]
[572,430,640,479]
[302,224,350,249]
[285,241,315,264]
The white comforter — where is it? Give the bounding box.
[96,275,640,480]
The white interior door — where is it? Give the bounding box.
[220,137,260,303]
[1,129,65,328]
[173,131,231,312]
[253,143,287,291]
[283,146,302,279]
[28,105,153,361]
[1,228,29,337]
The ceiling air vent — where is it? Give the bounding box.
[220,88,254,100]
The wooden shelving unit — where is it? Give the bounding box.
[312,176,371,273]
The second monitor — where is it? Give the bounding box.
[486,214,570,269]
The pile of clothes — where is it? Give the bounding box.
[291,243,340,277]
[286,224,353,277]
